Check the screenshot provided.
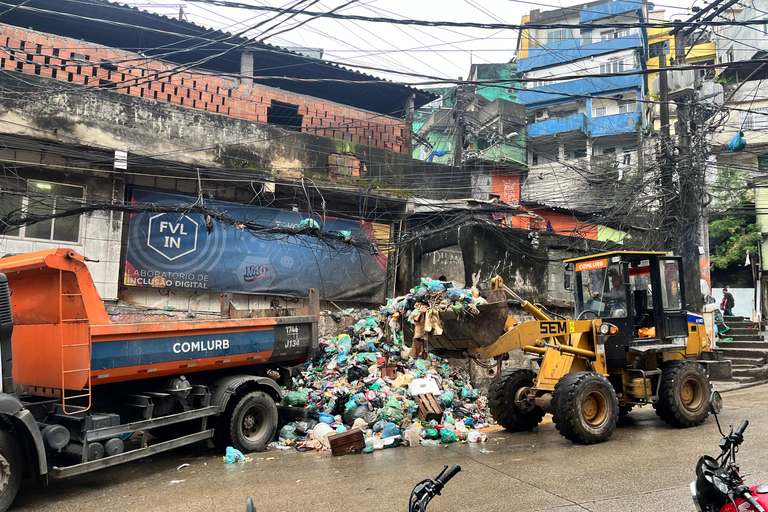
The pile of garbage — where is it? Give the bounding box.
[379,278,489,358]
[274,309,494,453]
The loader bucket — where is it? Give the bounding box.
[402,289,509,353]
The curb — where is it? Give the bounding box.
[712,379,768,393]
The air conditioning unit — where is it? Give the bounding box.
[536,109,550,121]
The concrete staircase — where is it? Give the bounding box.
[716,316,768,385]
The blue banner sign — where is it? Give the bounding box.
[124,189,388,302]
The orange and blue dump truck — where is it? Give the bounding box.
[0,248,319,511]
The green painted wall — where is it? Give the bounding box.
[472,63,519,103]
[413,63,525,166]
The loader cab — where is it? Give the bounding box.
[566,251,690,355]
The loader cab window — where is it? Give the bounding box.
[659,259,682,310]
[629,260,654,328]
[574,261,628,319]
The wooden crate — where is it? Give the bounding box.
[327,428,366,456]
[415,393,443,423]
[381,363,398,379]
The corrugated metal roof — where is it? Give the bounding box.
[0,0,436,117]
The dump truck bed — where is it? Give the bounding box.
[0,249,318,390]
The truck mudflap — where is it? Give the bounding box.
[14,409,47,476]
[0,395,47,476]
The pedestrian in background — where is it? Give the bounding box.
[721,288,735,316]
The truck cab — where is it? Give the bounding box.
[566,251,707,367]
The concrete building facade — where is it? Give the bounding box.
[516,0,648,215]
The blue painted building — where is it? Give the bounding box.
[516,0,648,212]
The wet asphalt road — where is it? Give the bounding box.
[13,383,768,512]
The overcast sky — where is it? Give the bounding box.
[123,0,700,85]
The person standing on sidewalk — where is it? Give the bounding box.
[721,288,735,316]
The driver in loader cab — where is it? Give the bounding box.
[595,269,627,317]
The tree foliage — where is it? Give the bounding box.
[709,213,760,269]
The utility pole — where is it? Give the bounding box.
[674,30,706,312]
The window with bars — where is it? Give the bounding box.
[595,106,608,117]
[743,107,768,130]
[618,100,637,114]
[0,180,83,242]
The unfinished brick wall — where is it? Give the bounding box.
[0,25,409,154]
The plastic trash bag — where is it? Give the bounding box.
[347,364,369,383]
[318,413,334,424]
[381,406,405,424]
[342,404,368,426]
[337,334,352,354]
[729,130,746,152]
[223,446,246,463]
[441,430,456,444]
[440,391,455,408]
[281,391,308,407]
[381,422,400,438]
[279,424,298,442]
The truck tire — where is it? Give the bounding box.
[551,372,618,444]
[0,430,22,512]
[488,368,544,431]
[228,391,278,453]
[654,361,710,428]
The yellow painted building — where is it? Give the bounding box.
[646,21,716,95]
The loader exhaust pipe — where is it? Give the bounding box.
[0,274,14,395]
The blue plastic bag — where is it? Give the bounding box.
[318,412,334,424]
[337,352,348,367]
[381,422,400,438]
[223,446,245,463]
[729,131,746,152]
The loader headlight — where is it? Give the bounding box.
[598,323,618,335]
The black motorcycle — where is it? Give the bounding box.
[690,391,767,512]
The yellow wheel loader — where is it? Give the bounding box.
[405,251,714,444]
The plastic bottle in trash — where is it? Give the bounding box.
[467,430,482,443]
[405,428,421,447]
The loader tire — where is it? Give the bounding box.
[654,361,710,428]
[551,372,618,444]
[0,430,22,512]
[228,391,278,453]
[488,368,544,432]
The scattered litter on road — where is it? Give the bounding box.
[274,281,496,456]
[479,449,494,454]
[176,464,190,471]
[223,447,249,463]
[168,480,186,485]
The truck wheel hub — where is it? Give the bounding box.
[0,454,11,493]
[242,405,268,441]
